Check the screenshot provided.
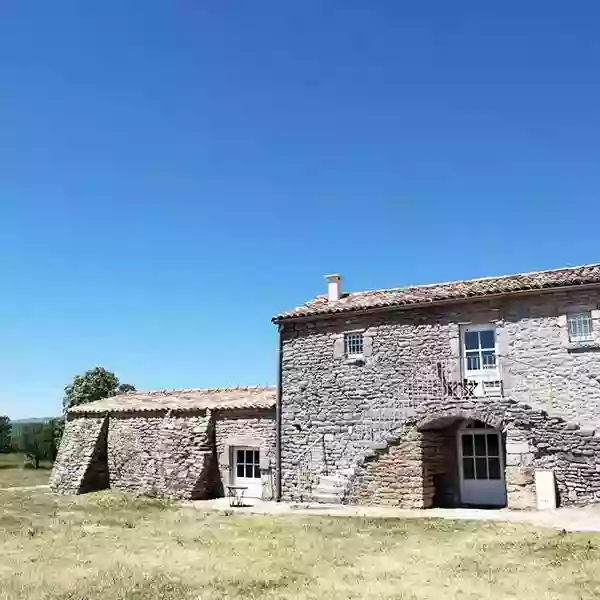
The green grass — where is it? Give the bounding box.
[1,487,600,599]
[0,453,52,489]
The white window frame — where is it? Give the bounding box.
[461,324,499,379]
[567,311,594,343]
[457,424,504,482]
[234,447,261,481]
[344,332,364,358]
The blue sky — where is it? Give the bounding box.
[1,1,600,418]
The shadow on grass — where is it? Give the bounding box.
[0,464,52,470]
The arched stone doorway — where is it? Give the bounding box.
[418,409,507,508]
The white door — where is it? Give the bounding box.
[458,428,506,506]
[233,447,262,498]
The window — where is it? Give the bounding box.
[463,327,497,373]
[235,448,260,479]
[344,332,364,357]
[567,311,594,342]
[461,432,502,480]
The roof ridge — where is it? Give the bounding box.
[129,386,275,396]
[345,262,600,298]
[275,261,600,321]
[69,386,277,414]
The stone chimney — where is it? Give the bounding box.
[326,274,342,302]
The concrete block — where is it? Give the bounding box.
[534,469,557,509]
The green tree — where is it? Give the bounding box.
[12,423,54,468]
[49,418,64,460]
[117,383,136,394]
[0,416,11,453]
[62,367,135,411]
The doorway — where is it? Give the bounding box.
[458,422,506,506]
[233,447,262,498]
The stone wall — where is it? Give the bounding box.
[107,411,217,500]
[107,413,162,493]
[51,408,275,500]
[502,290,600,426]
[49,414,109,494]
[343,403,600,509]
[505,466,536,509]
[280,288,600,506]
[214,408,276,499]
[347,427,446,508]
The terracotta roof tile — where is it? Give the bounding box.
[274,263,600,321]
[68,387,276,415]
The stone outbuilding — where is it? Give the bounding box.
[50,387,276,500]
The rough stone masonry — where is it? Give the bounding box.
[275,268,600,509]
[50,388,276,500]
[52,263,600,510]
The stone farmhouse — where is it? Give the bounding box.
[52,262,600,509]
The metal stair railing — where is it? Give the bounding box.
[362,360,502,444]
[361,354,600,440]
[293,435,325,501]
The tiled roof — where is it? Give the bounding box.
[274,263,600,321]
[68,387,276,415]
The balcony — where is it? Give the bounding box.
[432,360,504,402]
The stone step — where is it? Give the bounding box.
[318,474,347,486]
[338,467,355,476]
[370,440,389,450]
[309,491,344,504]
[314,481,346,494]
[360,440,388,450]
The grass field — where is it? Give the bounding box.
[1,467,600,599]
[0,453,52,489]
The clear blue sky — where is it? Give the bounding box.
[1,1,600,418]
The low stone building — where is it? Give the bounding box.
[50,387,276,500]
[273,264,600,509]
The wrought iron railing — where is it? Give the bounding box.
[361,360,507,443]
[293,435,325,501]
[361,354,600,441]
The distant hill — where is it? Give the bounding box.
[11,418,54,425]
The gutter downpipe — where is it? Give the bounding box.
[275,322,283,502]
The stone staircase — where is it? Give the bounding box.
[294,357,600,506]
[294,394,416,504]
[295,431,406,504]
[303,472,349,504]
[295,394,600,507]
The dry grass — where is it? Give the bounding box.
[1,487,600,599]
[0,453,51,489]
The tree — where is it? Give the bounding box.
[0,416,11,453]
[49,418,64,460]
[117,383,136,394]
[12,422,54,468]
[63,367,135,411]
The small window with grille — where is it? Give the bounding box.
[567,311,594,342]
[344,332,364,357]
